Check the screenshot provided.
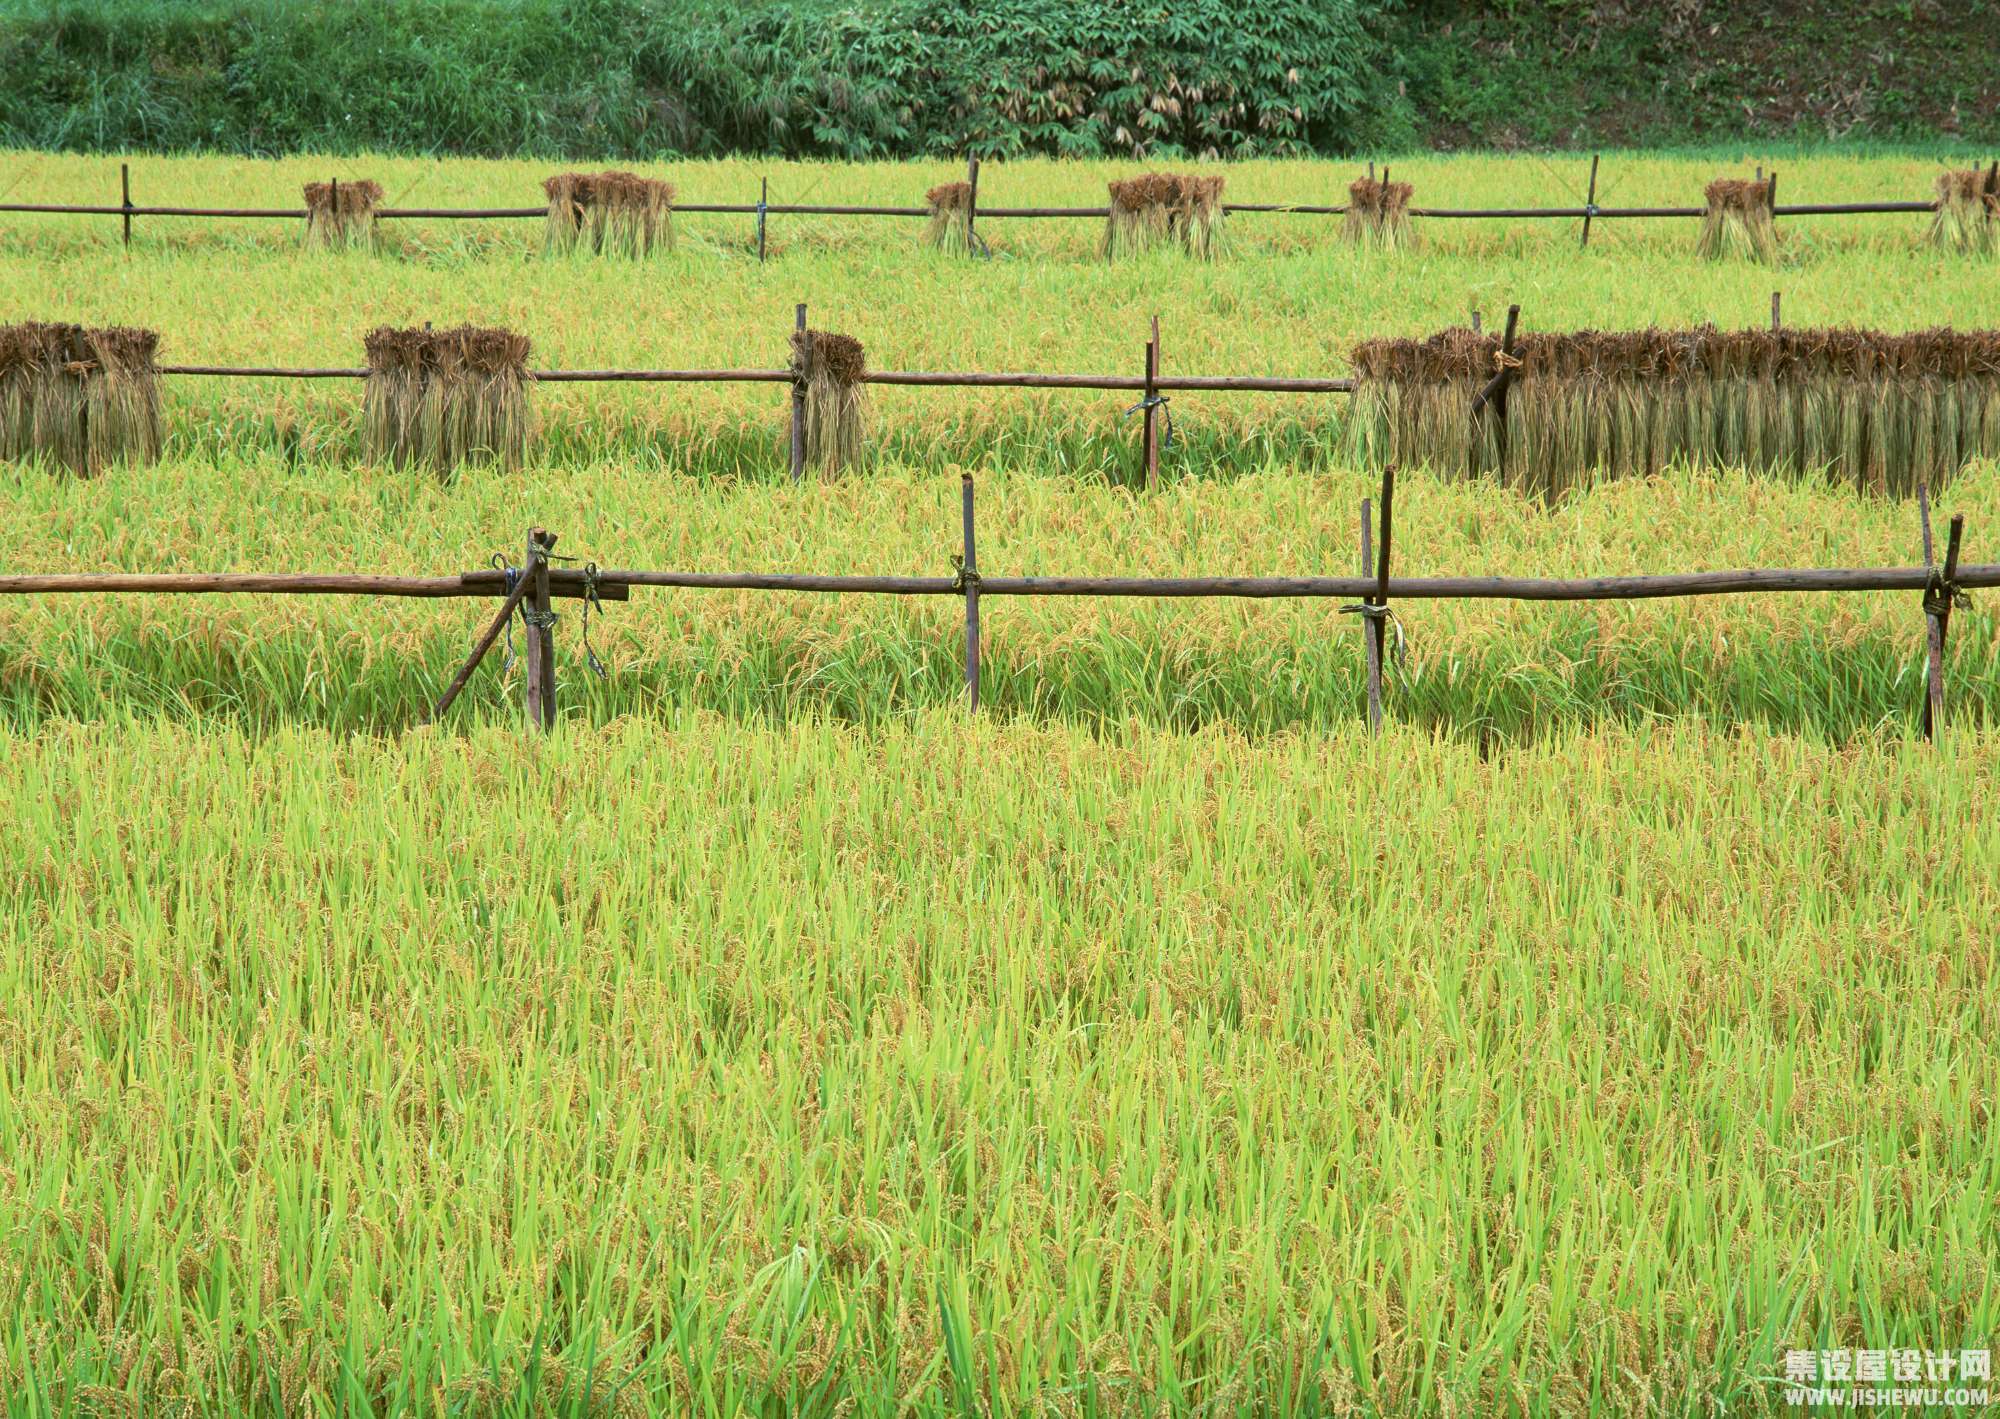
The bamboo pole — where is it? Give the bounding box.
[522,528,556,732]
[961,473,981,710]
[789,303,807,483]
[154,364,1355,393]
[0,571,621,599]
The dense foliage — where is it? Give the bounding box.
[4,0,1993,157]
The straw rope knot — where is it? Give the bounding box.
[1923,571,1970,619]
[1491,349,1523,371]
[951,554,981,593]
[1339,602,1410,666]
[579,561,609,678]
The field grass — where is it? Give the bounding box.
[3,151,1998,1417]
[4,716,1997,1416]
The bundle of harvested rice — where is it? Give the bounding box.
[1697,178,1777,263]
[303,179,384,251]
[1345,325,2000,500]
[1927,168,1998,255]
[363,325,532,473]
[543,171,674,257]
[1342,177,1417,249]
[0,321,161,475]
[1102,173,1226,260]
[790,329,868,476]
[925,182,975,253]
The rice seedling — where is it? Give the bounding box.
[791,327,868,476]
[542,170,674,257]
[1346,323,2000,498]
[1101,173,1226,260]
[302,177,383,251]
[362,324,531,473]
[1927,166,1998,255]
[1697,176,1778,262]
[0,319,161,475]
[923,180,974,252]
[1341,174,1417,249]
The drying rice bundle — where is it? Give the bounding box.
[925,181,974,252]
[1342,177,1417,249]
[542,171,675,257]
[302,179,384,251]
[1345,325,2000,500]
[1697,178,1778,263]
[0,321,161,475]
[1102,173,1226,260]
[1927,169,1998,255]
[363,325,532,474]
[790,329,868,476]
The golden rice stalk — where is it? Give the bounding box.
[1102,174,1226,261]
[1697,178,1778,263]
[925,182,974,253]
[1926,169,1997,255]
[1342,178,1417,250]
[542,172,674,258]
[302,179,384,252]
[1344,325,2000,500]
[0,320,161,475]
[790,329,868,477]
[363,325,531,475]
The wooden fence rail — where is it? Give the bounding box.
[0,470,1984,737]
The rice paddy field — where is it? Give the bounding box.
[3,150,1998,1416]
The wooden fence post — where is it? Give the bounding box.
[522,527,557,731]
[121,163,132,248]
[1368,466,1395,733]
[757,176,768,263]
[1918,482,1966,741]
[965,154,981,254]
[1580,154,1599,248]
[1359,495,1380,733]
[789,302,807,482]
[1771,290,1782,331]
[960,473,981,709]
[1142,315,1161,490]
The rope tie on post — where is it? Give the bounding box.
[1338,601,1408,666]
[1121,393,1174,450]
[950,554,981,593]
[491,553,522,672]
[579,561,608,677]
[1491,349,1523,372]
[1922,571,1970,620]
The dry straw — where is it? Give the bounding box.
[543,171,675,257]
[1697,178,1778,263]
[1102,173,1226,260]
[363,325,532,474]
[924,181,975,253]
[790,329,868,476]
[1342,177,1417,249]
[1345,324,2000,500]
[1927,168,1998,255]
[302,179,384,251]
[0,321,161,475]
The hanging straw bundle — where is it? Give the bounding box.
[0,321,161,475]
[1345,324,2000,500]
[1696,178,1778,263]
[363,325,532,474]
[925,182,974,252]
[1927,168,1998,255]
[542,171,675,257]
[1102,173,1226,260]
[1342,177,1417,249]
[302,179,384,251]
[790,329,868,476]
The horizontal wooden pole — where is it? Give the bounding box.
[155,365,1352,392]
[0,571,626,600]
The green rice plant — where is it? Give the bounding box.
[1,714,1997,1414]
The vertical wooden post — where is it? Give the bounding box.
[121,163,132,248]
[965,154,981,253]
[960,473,980,710]
[1494,302,1520,471]
[1359,495,1380,734]
[1469,306,1481,334]
[1918,481,1964,741]
[1142,315,1161,490]
[1367,466,1396,733]
[1771,290,1782,331]
[757,176,768,263]
[789,302,807,482]
[522,528,557,732]
[1767,169,1779,228]
[1580,154,1599,248]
